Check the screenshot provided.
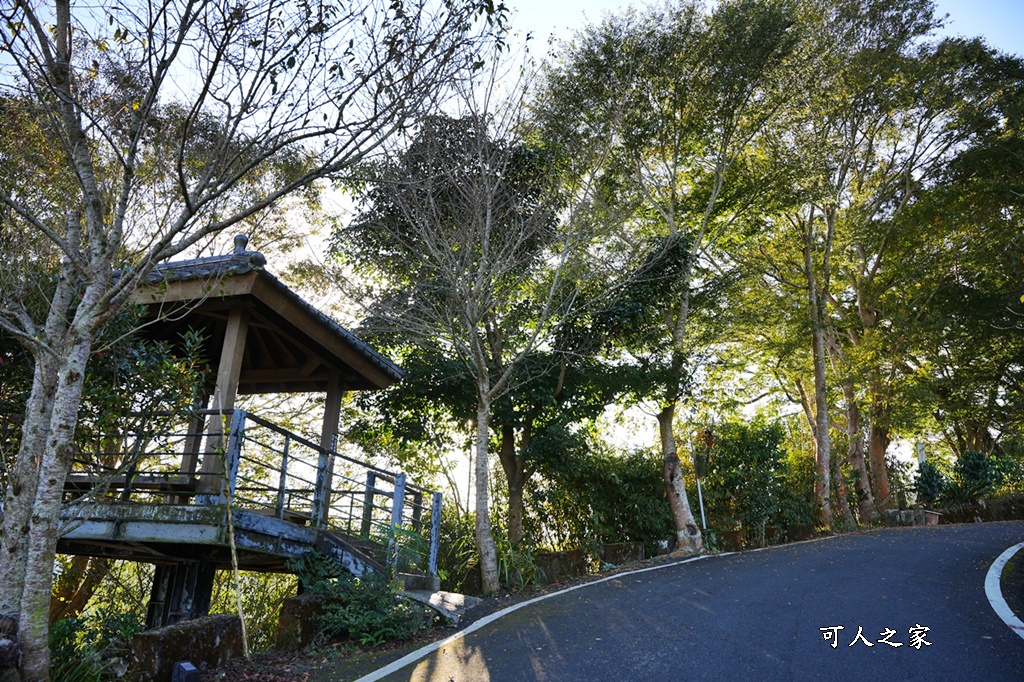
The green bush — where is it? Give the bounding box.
[49,608,143,681]
[914,461,947,507]
[941,450,1001,506]
[701,419,790,543]
[314,573,431,647]
[955,450,998,490]
[291,552,432,647]
[528,443,674,555]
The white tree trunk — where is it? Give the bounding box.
[657,404,702,555]
[16,327,96,680]
[473,400,499,595]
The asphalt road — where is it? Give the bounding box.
[369,521,1024,682]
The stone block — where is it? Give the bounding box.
[599,542,645,566]
[534,550,587,585]
[400,572,441,592]
[719,530,745,552]
[274,594,324,652]
[788,522,815,541]
[129,615,243,682]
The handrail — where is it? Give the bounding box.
[58,408,443,578]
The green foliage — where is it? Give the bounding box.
[939,450,1003,507]
[210,570,297,653]
[290,552,432,647]
[914,461,948,507]
[88,607,144,651]
[315,573,430,647]
[529,442,674,554]
[700,419,793,543]
[992,454,1024,495]
[491,523,540,590]
[48,607,143,681]
[954,450,999,491]
[434,506,480,594]
[885,455,916,510]
[368,525,430,577]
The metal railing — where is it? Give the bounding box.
[62,409,441,577]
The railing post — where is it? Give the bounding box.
[428,492,442,578]
[223,410,246,504]
[276,434,290,520]
[360,471,376,538]
[312,447,332,528]
[411,491,424,533]
[387,473,407,573]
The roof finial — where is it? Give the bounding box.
[233,234,249,254]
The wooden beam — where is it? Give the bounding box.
[318,376,344,525]
[199,307,249,493]
[129,272,258,306]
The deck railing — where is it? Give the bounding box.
[62,409,441,577]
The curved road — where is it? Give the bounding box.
[364,521,1024,681]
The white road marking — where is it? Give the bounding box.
[353,554,715,682]
[984,542,1024,642]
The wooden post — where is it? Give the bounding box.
[428,492,442,578]
[180,395,209,478]
[360,471,376,538]
[411,491,424,533]
[276,434,291,519]
[387,473,407,572]
[318,376,343,525]
[198,410,246,506]
[198,308,249,496]
[312,448,331,528]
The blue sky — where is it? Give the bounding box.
[507,0,1024,57]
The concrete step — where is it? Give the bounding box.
[402,590,481,625]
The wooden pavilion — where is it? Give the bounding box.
[58,236,440,628]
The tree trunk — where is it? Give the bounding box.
[657,404,702,555]
[497,424,524,549]
[830,451,856,529]
[17,331,95,680]
[843,386,876,524]
[868,420,893,511]
[474,402,499,595]
[804,222,833,527]
[50,557,112,625]
[866,378,894,511]
[810,323,833,527]
[0,357,57,617]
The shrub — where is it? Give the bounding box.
[49,609,143,682]
[941,450,1000,507]
[701,419,790,543]
[292,552,432,647]
[528,443,674,555]
[315,573,431,647]
[955,450,998,491]
[914,461,947,507]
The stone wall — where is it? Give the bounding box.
[274,594,324,652]
[129,615,243,682]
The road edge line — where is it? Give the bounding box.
[984,541,1024,641]
[352,553,715,682]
